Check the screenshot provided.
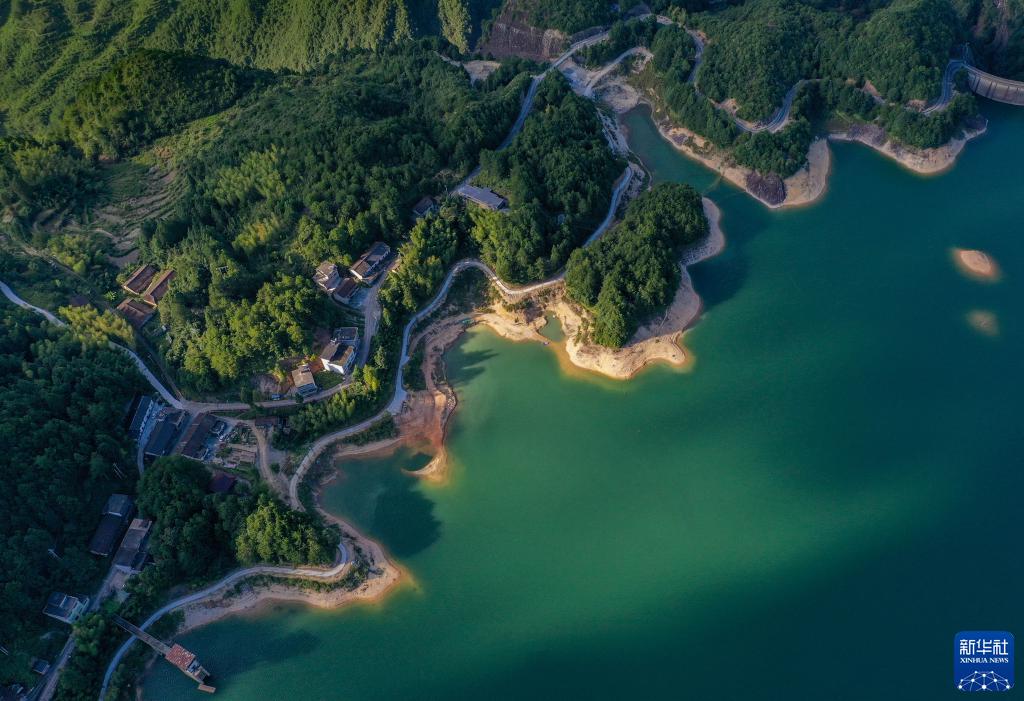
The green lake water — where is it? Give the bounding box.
[144,104,1023,699]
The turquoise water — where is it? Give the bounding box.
[143,103,1023,699]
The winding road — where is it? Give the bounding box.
[287,164,637,508]
[97,544,349,700]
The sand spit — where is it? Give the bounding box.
[966,310,1000,337]
[952,247,1002,282]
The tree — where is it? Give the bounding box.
[235,495,337,566]
[439,0,471,53]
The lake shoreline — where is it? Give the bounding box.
[614,82,986,209]
[168,512,402,637]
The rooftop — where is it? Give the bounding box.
[122,264,157,294]
[176,413,218,461]
[334,277,359,300]
[104,493,134,517]
[42,592,86,622]
[332,326,359,344]
[321,342,356,365]
[127,396,154,437]
[116,298,155,329]
[165,644,196,672]
[89,508,132,557]
[145,410,188,457]
[291,365,317,392]
[142,270,175,306]
[351,242,391,279]
[458,185,507,211]
[316,261,337,278]
[412,195,437,217]
[113,518,152,572]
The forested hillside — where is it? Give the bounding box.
[0,0,494,134]
[964,0,1024,78]
[145,46,526,390]
[0,302,143,686]
[61,50,268,158]
[694,0,965,119]
[474,73,622,282]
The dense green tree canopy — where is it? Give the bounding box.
[847,0,960,103]
[61,50,265,158]
[474,73,622,281]
[137,46,524,390]
[698,0,848,122]
[565,182,708,347]
[0,302,142,686]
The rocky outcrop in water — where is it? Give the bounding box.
[745,172,786,205]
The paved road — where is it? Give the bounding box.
[1,279,358,414]
[925,59,965,114]
[583,47,651,97]
[287,165,636,507]
[97,544,349,700]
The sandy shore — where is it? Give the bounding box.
[829,121,987,176]
[176,518,401,635]
[606,70,984,209]
[951,247,1001,282]
[473,197,725,380]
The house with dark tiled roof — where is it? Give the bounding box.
[122,264,157,295]
[349,242,391,282]
[412,196,437,218]
[88,494,135,557]
[144,410,188,457]
[458,184,507,211]
[42,593,88,624]
[113,518,152,574]
[142,270,175,306]
[116,298,155,329]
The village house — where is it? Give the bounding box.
[291,364,318,396]
[144,409,189,457]
[314,261,342,293]
[176,413,218,462]
[142,270,175,306]
[127,396,155,438]
[349,242,391,282]
[88,494,135,557]
[254,415,283,430]
[42,593,88,624]
[121,264,157,295]
[116,298,155,329]
[458,184,507,211]
[333,326,359,346]
[334,276,359,304]
[113,518,153,574]
[412,195,437,218]
[320,342,356,375]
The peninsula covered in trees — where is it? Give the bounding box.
[565,183,707,347]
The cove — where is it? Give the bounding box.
[142,103,1023,700]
